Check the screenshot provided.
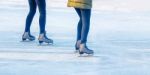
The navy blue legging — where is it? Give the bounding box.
[25,0,46,34]
[75,8,91,44]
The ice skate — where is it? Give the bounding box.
[79,44,94,56]
[22,32,35,41]
[38,32,53,45]
[75,40,81,53]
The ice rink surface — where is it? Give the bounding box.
[0,0,150,75]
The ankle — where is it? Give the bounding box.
[80,43,86,49]
[24,32,28,34]
[76,40,81,45]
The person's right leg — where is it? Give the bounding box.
[75,8,82,50]
[75,8,82,41]
[22,0,37,41]
[25,0,37,33]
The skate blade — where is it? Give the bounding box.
[38,42,53,46]
[78,53,94,57]
[20,40,34,42]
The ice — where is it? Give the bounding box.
[0,0,150,75]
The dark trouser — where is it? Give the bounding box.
[75,8,91,44]
[25,0,46,34]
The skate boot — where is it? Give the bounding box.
[38,32,53,45]
[75,40,81,52]
[22,32,35,41]
[79,43,94,55]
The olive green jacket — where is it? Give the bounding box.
[67,0,92,9]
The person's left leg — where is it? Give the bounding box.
[37,0,53,44]
[37,0,46,34]
[79,9,94,55]
[80,9,91,44]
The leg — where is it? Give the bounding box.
[78,9,93,55]
[74,8,82,50]
[37,0,46,34]
[37,0,53,44]
[75,8,82,41]
[22,0,36,41]
[80,9,91,44]
[25,0,37,32]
